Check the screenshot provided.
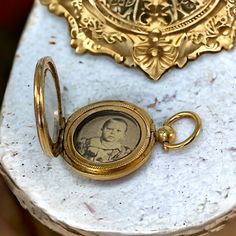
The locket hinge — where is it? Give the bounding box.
[58,117,66,155]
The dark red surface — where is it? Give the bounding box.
[0,0,34,27]
[0,0,34,105]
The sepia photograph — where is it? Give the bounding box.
[74,111,141,163]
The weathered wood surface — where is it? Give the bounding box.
[0,1,236,235]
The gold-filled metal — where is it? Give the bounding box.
[34,57,65,157]
[157,111,202,151]
[34,56,202,180]
[40,0,236,80]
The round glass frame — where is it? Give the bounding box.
[63,101,156,180]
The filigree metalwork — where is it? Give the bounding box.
[40,0,236,80]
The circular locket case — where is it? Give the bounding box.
[34,57,201,180]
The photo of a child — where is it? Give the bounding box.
[75,115,140,163]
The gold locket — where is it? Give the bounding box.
[34,57,201,180]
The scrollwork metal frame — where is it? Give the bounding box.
[40,0,236,79]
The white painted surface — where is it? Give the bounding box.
[0,1,236,235]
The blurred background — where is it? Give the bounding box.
[0,1,235,236]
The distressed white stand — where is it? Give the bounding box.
[1,1,236,236]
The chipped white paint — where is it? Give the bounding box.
[0,1,236,236]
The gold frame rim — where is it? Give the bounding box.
[34,57,64,157]
[63,100,156,180]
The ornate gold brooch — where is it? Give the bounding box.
[40,0,236,80]
[34,57,201,180]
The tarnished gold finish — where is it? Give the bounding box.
[40,0,236,80]
[34,57,201,180]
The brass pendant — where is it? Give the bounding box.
[34,57,201,180]
[40,0,236,80]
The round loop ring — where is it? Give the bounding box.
[163,111,201,150]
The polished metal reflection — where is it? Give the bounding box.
[40,0,236,80]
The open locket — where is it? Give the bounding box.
[34,57,201,180]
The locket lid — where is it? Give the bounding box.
[34,57,65,157]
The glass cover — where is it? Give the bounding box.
[73,110,141,163]
[34,57,64,157]
[44,69,60,143]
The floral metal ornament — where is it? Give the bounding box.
[40,0,236,80]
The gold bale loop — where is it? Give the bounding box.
[161,111,201,151]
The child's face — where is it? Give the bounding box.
[102,120,127,143]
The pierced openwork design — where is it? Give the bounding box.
[40,0,236,80]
